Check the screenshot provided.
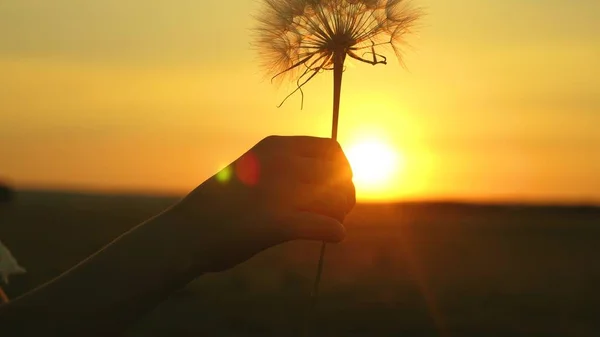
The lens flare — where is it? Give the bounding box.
[235,151,260,186]
[215,165,233,184]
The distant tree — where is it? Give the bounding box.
[0,182,14,204]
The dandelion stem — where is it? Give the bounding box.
[307,51,346,333]
[331,51,345,141]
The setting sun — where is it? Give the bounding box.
[345,138,404,200]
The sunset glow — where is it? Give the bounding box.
[1,1,599,204]
[345,138,404,200]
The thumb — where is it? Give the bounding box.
[285,211,347,243]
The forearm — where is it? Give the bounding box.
[0,207,199,336]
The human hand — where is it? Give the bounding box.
[164,135,355,273]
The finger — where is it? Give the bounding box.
[330,144,353,178]
[279,155,352,184]
[284,211,346,243]
[259,135,342,159]
[293,183,349,222]
[343,180,357,212]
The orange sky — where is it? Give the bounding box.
[1,0,599,203]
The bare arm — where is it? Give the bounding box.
[0,136,355,337]
[0,207,198,336]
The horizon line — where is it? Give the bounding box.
[11,186,600,208]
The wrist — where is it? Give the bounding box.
[144,206,201,282]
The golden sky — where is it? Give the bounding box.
[1,0,599,203]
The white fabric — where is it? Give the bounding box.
[0,239,26,284]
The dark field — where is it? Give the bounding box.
[1,191,599,336]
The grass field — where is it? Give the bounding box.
[1,190,599,336]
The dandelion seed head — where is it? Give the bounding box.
[253,0,423,88]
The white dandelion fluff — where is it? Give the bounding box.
[253,0,423,109]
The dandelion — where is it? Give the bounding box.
[0,239,26,304]
[253,0,423,325]
[254,0,422,114]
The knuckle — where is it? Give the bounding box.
[347,182,356,209]
[329,191,349,221]
[330,139,343,152]
[341,158,353,179]
[320,138,341,157]
[258,135,279,148]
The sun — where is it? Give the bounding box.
[345,138,404,197]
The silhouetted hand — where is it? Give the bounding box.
[165,135,355,273]
[0,135,355,336]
